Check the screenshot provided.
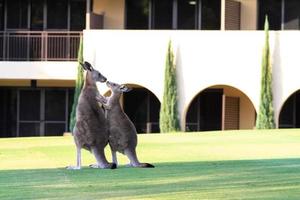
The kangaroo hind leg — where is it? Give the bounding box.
[124,148,154,168]
[90,146,116,169]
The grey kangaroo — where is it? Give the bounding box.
[67,62,116,170]
[96,81,154,168]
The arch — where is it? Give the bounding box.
[104,83,161,134]
[184,85,256,132]
[278,89,300,128]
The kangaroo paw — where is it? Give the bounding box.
[130,163,155,168]
[89,163,117,169]
[66,165,81,170]
[89,164,100,168]
[110,163,117,169]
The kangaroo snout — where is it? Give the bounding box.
[100,75,107,83]
[106,81,112,87]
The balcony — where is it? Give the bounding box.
[0,31,82,61]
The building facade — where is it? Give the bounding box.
[1,0,300,137]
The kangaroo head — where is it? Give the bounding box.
[80,61,107,85]
[106,81,131,96]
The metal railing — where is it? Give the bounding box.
[0,31,82,61]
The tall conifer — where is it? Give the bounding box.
[159,40,180,133]
[69,37,84,132]
[256,16,276,129]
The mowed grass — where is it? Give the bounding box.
[1,129,300,199]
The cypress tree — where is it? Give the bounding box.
[256,16,276,129]
[159,40,180,133]
[69,37,84,132]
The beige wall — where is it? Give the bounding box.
[0,79,75,87]
[37,80,75,87]
[240,0,257,30]
[0,61,77,80]
[0,79,31,86]
[93,0,125,29]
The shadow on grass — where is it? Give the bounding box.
[1,158,300,199]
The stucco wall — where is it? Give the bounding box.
[93,0,125,29]
[0,61,77,80]
[0,79,31,86]
[83,30,300,129]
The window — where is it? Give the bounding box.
[31,0,44,30]
[0,0,4,30]
[70,0,86,30]
[284,0,300,30]
[152,0,173,29]
[47,0,68,29]
[14,88,74,137]
[258,0,300,30]
[177,0,197,29]
[45,90,66,121]
[126,0,149,29]
[20,90,41,121]
[201,0,221,30]
[7,0,28,29]
[126,0,221,30]
[258,0,282,30]
[4,0,85,31]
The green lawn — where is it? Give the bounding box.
[1,129,300,199]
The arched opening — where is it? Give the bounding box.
[122,84,161,133]
[185,85,256,132]
[279,90,300,128]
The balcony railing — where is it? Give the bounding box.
[0,31,82,61]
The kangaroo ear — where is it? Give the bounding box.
[81,61,94,71]
[120,85,132,93]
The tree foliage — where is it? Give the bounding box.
[69,37,84,132]
[256,16,276,129]
[159,40,180,133]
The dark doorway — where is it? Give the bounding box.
[123,87,160,133]
[279,91,300,128]
[186,89,223,131]
[0,88,17,137]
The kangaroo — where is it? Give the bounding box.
[67,62,116,170]
[96,81,154,168]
